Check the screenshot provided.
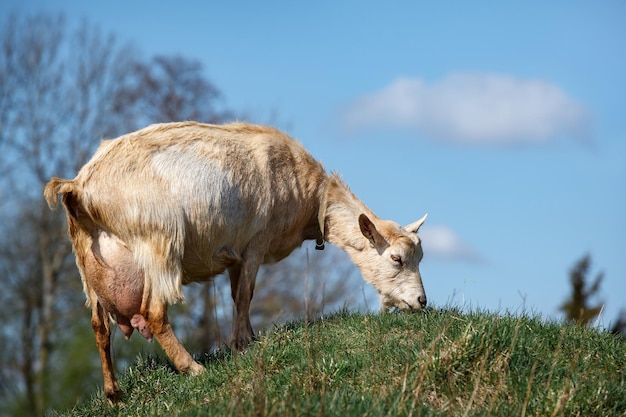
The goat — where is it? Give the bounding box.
[44,121,428,401]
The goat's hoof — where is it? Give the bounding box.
[105,388,124,405]
[231,332,256,352]
[188,361,205,376]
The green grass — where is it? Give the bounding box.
[55,309,625,416]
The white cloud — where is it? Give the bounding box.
[342,73,591,145]
[420,226,483,262]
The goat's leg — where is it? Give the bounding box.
[144,299,204,375]
[228,256,260,350]
[90,297,122,402]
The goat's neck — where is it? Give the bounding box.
[322,175,375,253]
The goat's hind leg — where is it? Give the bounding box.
[144,298,205,376]
[89,294,122,402]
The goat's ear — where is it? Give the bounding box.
[359,214,386,249]
[405,213,428,234]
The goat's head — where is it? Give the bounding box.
[356,213,428,312]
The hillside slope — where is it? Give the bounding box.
[56,309,626,416]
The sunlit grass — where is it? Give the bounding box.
[55,308,626,416]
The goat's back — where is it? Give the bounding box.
[71,122,327,281]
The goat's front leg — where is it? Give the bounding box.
[228,256,260,350]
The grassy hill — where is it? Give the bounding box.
[55,309,625,416]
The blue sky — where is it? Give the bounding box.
[4,1,625,326]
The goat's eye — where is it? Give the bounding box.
[391,254,403,266]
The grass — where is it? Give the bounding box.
[54,308,625,416]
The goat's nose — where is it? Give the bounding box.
[418,295,427,308]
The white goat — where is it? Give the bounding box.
[44,122,428,401]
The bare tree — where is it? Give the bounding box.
[0,13,147,416]
[0,12,240,414]
[0,12,357,415]
[0,13,153,415]
[134,55,234,124]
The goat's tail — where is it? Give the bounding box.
[44,177,78,210]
